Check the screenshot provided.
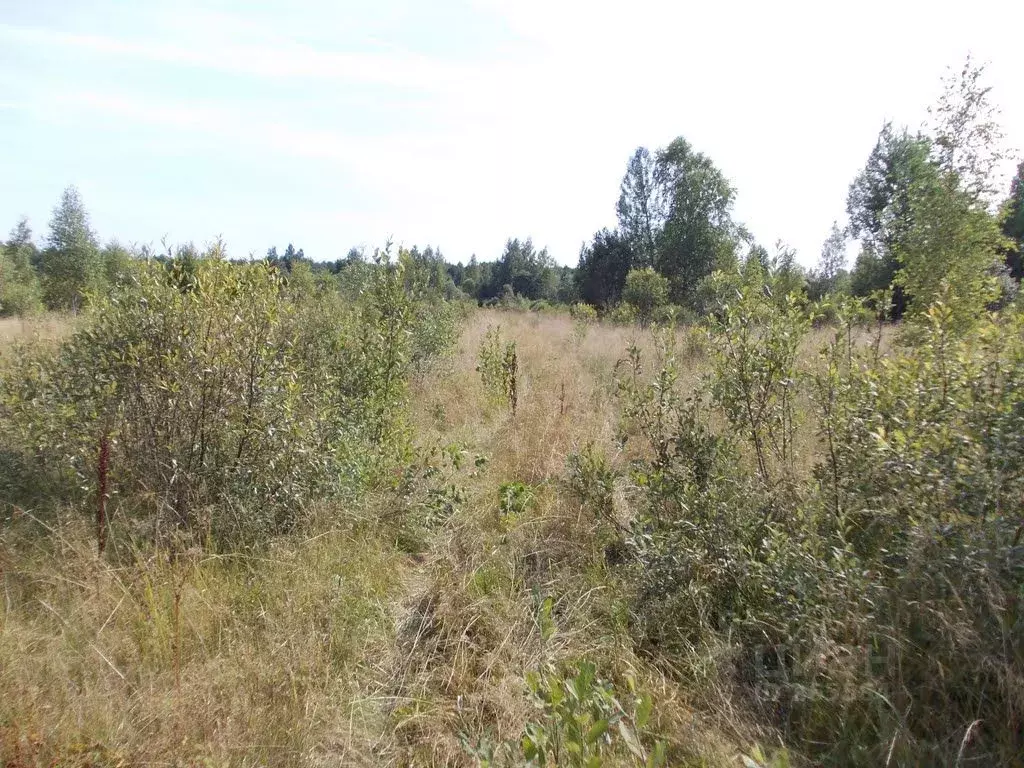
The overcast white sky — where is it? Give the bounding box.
[1,0,1021,266]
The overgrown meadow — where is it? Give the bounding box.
[1,57,1023,768]
[1,247,1022,767]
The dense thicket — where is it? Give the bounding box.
[609,272,1024,765]
[0,246,458,548]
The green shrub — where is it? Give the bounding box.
[0,250,453,548]
[569,303,597,343]
[609,293,1024,765]
[464,662,666,768]
[0,246,42,317]
[519,662,665,767]
[622,268,669,326]
[498,481,535,528]
[706,284,809,483]
[477,325,519,413]
[569,303,598,323]
[607,303,638,326]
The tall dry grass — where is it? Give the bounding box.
[0,314,74,353]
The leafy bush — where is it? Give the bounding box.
[610,287,1024,765]
[464,662,666,768]
[607,303,638,326]
[622,268,669,326]
[477,325,519,413]
[0,251,453,548]
[519,662,665,768]
[707,283,809,482]
[410,294,461,378]
[569,302,597,342]
[569,303,598,323]
[0,234,43,317]
[498,481,535,528]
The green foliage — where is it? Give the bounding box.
[101,241,135,289]
[706,276,810,482]
[520,662,665,768]
[1001,160,1024,280]
[565,443,618,532]
[477,325,519,413]
[927,55,1010,205]
[741,745,794,768]
[0,218,42,316]
[39,186,104,311]
[651,137,741,305]
[621,268,669,326]
[608,288,1024,765]
[617,147,660,269]
[498,481,535,527]
[569,302,598,341]
[0,249,454,548]
[408,442,471,532]
[459,238,561,304]
[576,229,634,308]
[408,289,462,378]
[460,663,665,768]
[846,61,1010,326]
[891,153,1004,328]
[606,303,637,326]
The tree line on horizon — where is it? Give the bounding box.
[3,57,1022,322]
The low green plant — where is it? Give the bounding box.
[570,302,598,342]
[498,481,535,528]
[520,662,666,768]
[478,325,519,413]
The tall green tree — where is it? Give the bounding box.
[101,241,134,288]
[894,163,1003,324]
[575,229,632,307]
[39,186,103,310]
[653,138,740,304]
[927,55,1009,206]
[0,218,43,316]
[846,123,933,312]
[616,147,662,268]
[808,222,848,300]
[494,237,555,300]
[893,59,1008,325]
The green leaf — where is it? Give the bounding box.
[586,718,609,744]
[521,735,537,761]
[646,740,667,768]
[635,693,653,729]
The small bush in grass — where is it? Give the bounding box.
[570,302,598,342]
[477,325,519,413]
[607,302,638,326]
[462,662,666,768]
